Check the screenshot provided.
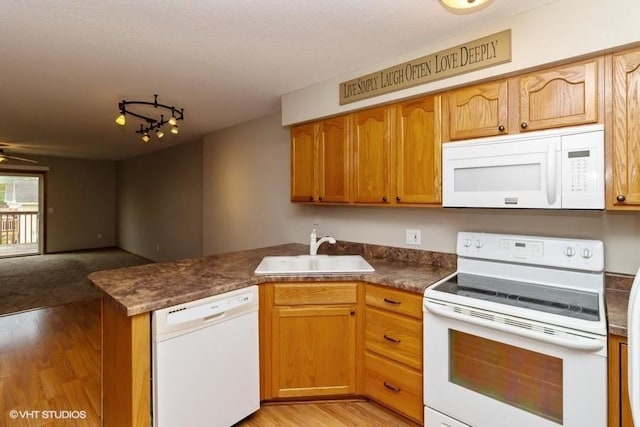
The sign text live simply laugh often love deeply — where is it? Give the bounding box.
[339,30,512,105]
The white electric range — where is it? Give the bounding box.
[423,232,607,427]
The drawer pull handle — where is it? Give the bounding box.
[383,334,401,343]
[383,298,401,305]
[383,382,401,393]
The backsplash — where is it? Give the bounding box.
[321,241,635,288]
[320,240,457,269]
[605,272,635,291]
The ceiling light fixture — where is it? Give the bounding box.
[115,94,184,143]
[439,0,493,14]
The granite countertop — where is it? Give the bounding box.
[605,273,635,337]
[88,242,457,317]
[88,241,636,337]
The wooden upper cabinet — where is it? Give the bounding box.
[351,106,394,204]
[317,117,351,203]
[610,47,640,208]
[396,95,442,205]
[446,80,508,140]
[516,58,601,131]
[290,118,350,204]
[290,123,316,202]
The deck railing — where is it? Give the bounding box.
[0,212,39,245]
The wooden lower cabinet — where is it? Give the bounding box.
[364,284,424,424]
[260,281,424,424]
[272,304,357,398]
[260,282,362,400]
[364,351,423,423]
[609,334,634,427]
[101,298,151,427]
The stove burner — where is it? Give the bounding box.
[513,295,572,312]
[432,273,600,322]
[456,285,498,298]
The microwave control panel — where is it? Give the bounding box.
[564,149,596,193]
[560,128,604,209]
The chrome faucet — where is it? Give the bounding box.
[309,229,336,256]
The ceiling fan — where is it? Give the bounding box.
[0,148,38,164]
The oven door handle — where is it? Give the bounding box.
[425,301,605,352]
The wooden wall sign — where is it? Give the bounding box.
[339,30,511,105]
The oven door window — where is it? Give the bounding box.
[449,330,563,424]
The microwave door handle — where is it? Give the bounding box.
[547,140,558,205]
[628,268,640,426]
[424,300,604,352]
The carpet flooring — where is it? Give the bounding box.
[0,248,151,316]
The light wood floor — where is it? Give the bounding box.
[237,400,420,427]
[0,299,101,427]
[1,299,420,427]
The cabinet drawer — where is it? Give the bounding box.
[365,307,422,370]
[274,282,358,305]
[364,351,423,424]
[365,284,423,319]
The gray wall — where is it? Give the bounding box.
[116,140,203,262]
[39,156,117,253]
[202,114,298,255]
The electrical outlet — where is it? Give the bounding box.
[406,229,421,245]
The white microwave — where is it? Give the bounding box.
[442,124,604,209]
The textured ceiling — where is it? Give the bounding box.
[0,0,555,161]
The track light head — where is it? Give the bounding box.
[115,113,126,126]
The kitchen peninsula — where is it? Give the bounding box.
[89,242,456,427]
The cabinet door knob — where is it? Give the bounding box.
[309,196,314,202]
[382,196,388,203]
[318,196,323,201]
[396,196,401,202]
[383,382,401,393]
[350,309,355,316]
[498,125,505,132]
[520,122,528,129]
[617,194,626,202]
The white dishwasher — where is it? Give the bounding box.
[152,285,260,427]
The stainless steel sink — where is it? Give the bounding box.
[254,255,375,275]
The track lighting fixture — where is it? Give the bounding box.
[115,94,184,143]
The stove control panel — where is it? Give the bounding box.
[457,232,604,271]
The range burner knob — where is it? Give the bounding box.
[463,238,472,247]
[474,239,484,249]
[581,248,593,259]
[564,246,576,257]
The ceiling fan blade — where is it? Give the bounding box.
[3,154,39,164]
